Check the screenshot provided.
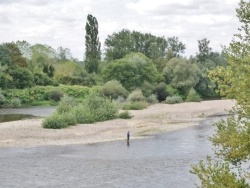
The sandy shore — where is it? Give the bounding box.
[0,100,235,148]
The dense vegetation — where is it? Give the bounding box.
[0,12,227,127]
[191,0,250,187]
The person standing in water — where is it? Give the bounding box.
[127,131,130,141]
[127,131,130,146]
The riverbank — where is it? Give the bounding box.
[0,100,235,148]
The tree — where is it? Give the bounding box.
[197,38,212,62]
[84,14,101,73]
[3,42,28,67]
[104,29,168,61]
[57,46,73,62]
[163,58,201,94]
[166,36,186,59]
[101,53,159,91]
[191,1,250,187]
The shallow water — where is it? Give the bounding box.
[0,106,56,123]
[0,117,218,188]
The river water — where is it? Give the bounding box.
[0,115,218,188]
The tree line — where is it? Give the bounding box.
[0,12,227,104]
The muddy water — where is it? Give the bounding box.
[0,117,218,188]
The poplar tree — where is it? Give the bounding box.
[84,14,101,73]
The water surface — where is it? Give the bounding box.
[0,117,218,188]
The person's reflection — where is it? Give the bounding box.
[127,139,130,147]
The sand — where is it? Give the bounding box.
[0,100,235,148]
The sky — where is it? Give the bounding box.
[0,0,240,60]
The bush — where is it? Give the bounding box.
[10,98,22,107]
[122,101,148,110]
[127,89,145,102]
[0,94,5,106]
[81,94,117,122]
[48,89,64,102]
[62,112,78,126]
[42,113,68,129]
[146,94,158,104]
[165,95,183,104]
[118,110,133,119]
[186,88,202,102]
[154,82,168,102]
[100,80,128,99]
[140,81,155,97]
[56,95,77,114]
[166,85,180,96]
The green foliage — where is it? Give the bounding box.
[118,110,133,119]
[81,94,117,122]
[102,52,159,91]
[59,85,98,100]
[85,14,101,73]
[100,80,128,99]
[163,57,201,93]
[146,94,158,104]
[0,93,6,107]
[3,42,28,67]
[2,85,96,106]
[42,113,69,129]
[49,94,117,126]
[166,36,186,58]
[140,81,155,98]
[126,89,145,102]
[10,98,21,107]
[185,88,201,102]
[154,82,168,102]
[192,1,250,186]
[191,156,250,188]
[166,85,180,96]
[165,95,183,104]
[48,88,64,102]
[56,95,77,114]
[122,101,148,110]
[34,72,55,86]
[104,29,168,61]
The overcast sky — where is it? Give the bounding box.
[0,0,240,60]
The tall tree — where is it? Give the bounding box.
[191,1,250,187]
[3,42,28,67]
[84,14,101,73]
[166,36,186,60]
[104,29,168,61]
[197,38,212,62]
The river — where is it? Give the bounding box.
[0,114,218,188]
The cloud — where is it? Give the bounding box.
[0,0,241,60]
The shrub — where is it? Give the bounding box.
[100,80,128,99]
[127,89,145,102]
[56,95,77,114]
[48,89,64,102]
[10,98,22,107]
[165,95,183,104]
[0,94,5,106]
[81,94,117,122]
[118,110,133,119]
[42,113,68,129]
[140,81,155,97]
[146,94,158,104]
[186,88,202,102]
[122,101,148,110]
[166,85,180,96]
[71,94,118,124]
[62,112,78,126]
[154,82,168,102]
